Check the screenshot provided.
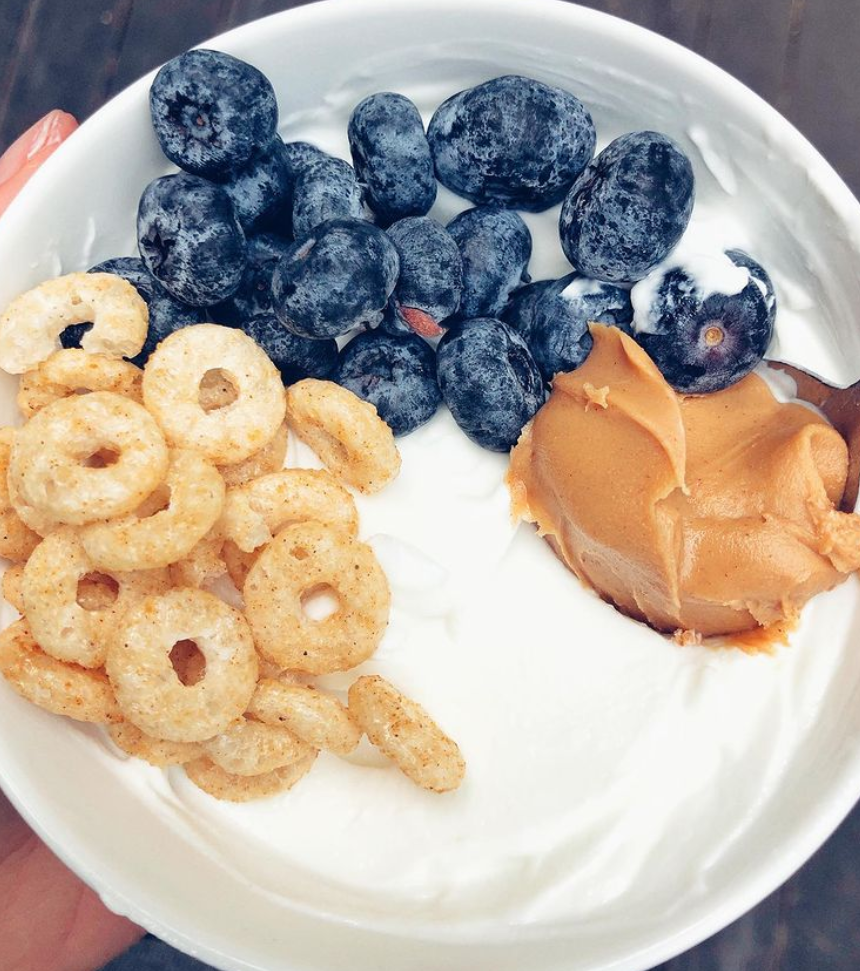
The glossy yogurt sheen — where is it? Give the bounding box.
[42,69,856,934]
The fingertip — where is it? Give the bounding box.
[0,109,78,185]
[0,110,79,216]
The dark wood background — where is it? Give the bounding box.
[1,1,859,970]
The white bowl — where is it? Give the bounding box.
[2,2,860,970]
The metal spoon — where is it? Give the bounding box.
[769,362,860,512]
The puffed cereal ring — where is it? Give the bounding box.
[202,717,314,776]
[79,449,225,571]
[0,619,121,723]
[254,655,309,684]
[76,572,125,612]
[221,468,359,554]
[108,721,202,767]
[218,421,288,489]
[169,637,208,687]
[243,521,390,674]
[105,588,258,742]
[286,379,400,493]
[9,392,169,526]
[348,675,465,792]
[17,349,144,418]
[249,679,361,756]
[2,564,25,614]
[22,528,170,669]
[184,751,317,802]
[197,367,239,412]
[0,272,147,374]
[7,470,59,538]
[0,428,41,559]
[142,324,286,464]
[222,542,256,590]
[169,531,227,588]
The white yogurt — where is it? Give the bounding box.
[73,76,860,933]
[102,409,860,931]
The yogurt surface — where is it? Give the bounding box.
[64,70,860,933]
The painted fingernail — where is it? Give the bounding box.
[0,110,78,185]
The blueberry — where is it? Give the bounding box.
[273,218,399,339]
[501,277,572,345]
[291,156,366,238]
[725,248,776,309]
[209,233,293,326]
[559,131,694,284]
[348,93,436,225]
[386,216,462,335]
[376,299,412,336]
[242,314,337,385]
[630,249,776,393]
[88,256,203,365]
[137,173,247,306]
[149,49,278,180]
[437,317,544,451]
[447,207,532,318]
[282,141,330,183]
[529,278,633,382]
[428,75,596,212]
[279,141,330,233]
[59,322,94,349]
[334,330,441,436]
[223,138,291,233]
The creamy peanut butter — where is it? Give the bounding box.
[508,324,860,638]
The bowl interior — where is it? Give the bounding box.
[1,2,860,971]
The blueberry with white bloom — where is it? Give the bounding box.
[630,249,776,393]
[428,76,595,211]
[530,277,633,382]
[559,131,694,284]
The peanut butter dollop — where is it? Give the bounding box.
[508,324,860,637]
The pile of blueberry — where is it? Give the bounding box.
[68,49,778,451]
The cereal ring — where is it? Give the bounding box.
[223,541,256,591]
[249,679,361,756]
[108,721,202,766]
[169,637,208,687]
[9,392,169,526]
[244,521,390,674]
[79,449,225,571]
[0,428,41,559]
[348,675,465,792]
[218,421,288,488]
[22,528,170,669]
[252,655,310,684]
[105,588,258,742]
[221,468,359,554]
[202,717,314,776]
[2,563,25,613]
[286,379,400,493]
[6,470,59,538]
[17,349,144,419]
[76,571,126,612]
[169,531,226,588]
[0,619,121,723]
[184,752,317,802]
[142,324,287,464]
[197,367,240,412]
[0,272,148,374]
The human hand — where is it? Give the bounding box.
[0,110,145,971]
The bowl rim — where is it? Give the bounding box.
[1,2,860,970]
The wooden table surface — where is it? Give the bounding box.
[2,2,860,970]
